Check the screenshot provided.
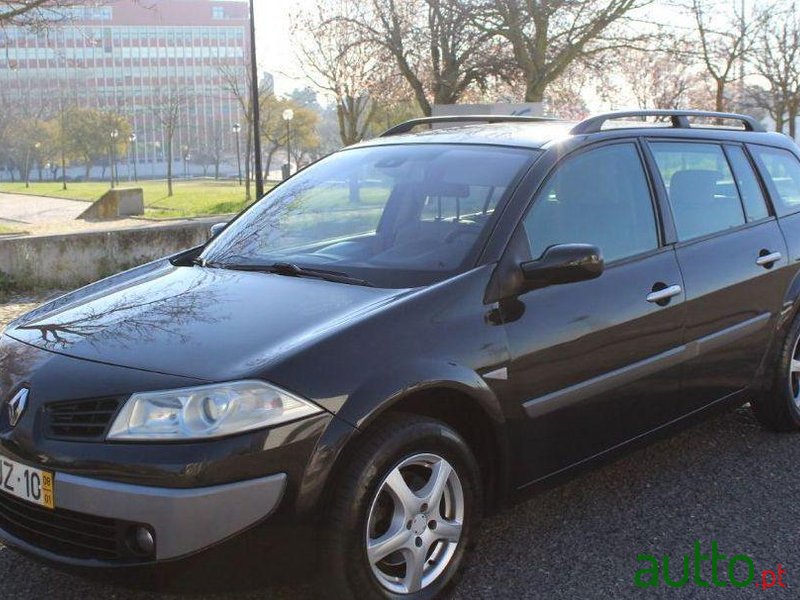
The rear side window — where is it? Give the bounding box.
[523,142,658,263]
[725,146,769,222]
[749,146,800,216]
[650,142,745,241]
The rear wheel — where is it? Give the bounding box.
[318,413,482,599]
[752,315,800,431]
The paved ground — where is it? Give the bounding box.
[1,297,799,598]
[0,192,210,237]
[0,193,88,224]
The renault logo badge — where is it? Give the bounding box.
[7,388,28,427]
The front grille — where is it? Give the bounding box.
[44,397,122,441]
[0,490,129,560]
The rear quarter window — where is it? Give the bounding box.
[749,145,800,216]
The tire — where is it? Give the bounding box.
[317,413,482,600]
[752,314,800,431]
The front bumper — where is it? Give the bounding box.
[0,471,287,564]
[0,336,359,572]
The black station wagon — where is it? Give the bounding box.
[3,109,800,598]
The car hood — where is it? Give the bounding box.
[5,261,408,381]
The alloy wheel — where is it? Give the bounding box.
[365,453,465,594]
[791,333,800,407]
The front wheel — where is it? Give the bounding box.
[318,413,482,599]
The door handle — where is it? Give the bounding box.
[646,284,682,304]
[756,251,782,267]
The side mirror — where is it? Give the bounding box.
[209,222,227,239]
[520,243,604,288]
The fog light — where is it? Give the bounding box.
[134,526,155,555]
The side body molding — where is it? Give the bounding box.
[523,313,771,419]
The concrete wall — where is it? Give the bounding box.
[0,220,219,289]
[79,188,144,219]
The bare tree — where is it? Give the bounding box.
[218,62,255,201]
[473,0,650,103]
[615,37,709,110]
[342,0,505,116]
[0,0,81,28]
[207,124,225,180]
[749,3,800,137]
[150,90,186,197]
[0,1,153,29]
[296,1,385,145]
[690,0,766,113]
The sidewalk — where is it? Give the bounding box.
[0,192,220,237]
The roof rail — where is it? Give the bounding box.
[380,115,559,137]
[570,110,765,135]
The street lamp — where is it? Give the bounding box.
[110,129,119,188]
[282,108,294,179]
[232,122,242,185]
[128,133,138,182]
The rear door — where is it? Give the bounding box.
[748,144,800,283]
[647,140,790,407]
[500,140,687,485]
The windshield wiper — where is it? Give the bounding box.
[200,260,374,287]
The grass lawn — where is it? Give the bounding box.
[0,223,21,235]
[0,181,111,202]
[0,180,273,219]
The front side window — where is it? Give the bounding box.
[749,146,800,216]
[201,144,537,288]
[650,142,745,241]
[523,143,659,263]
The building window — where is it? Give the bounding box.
[212,6,225,19]
[65,6,113,21]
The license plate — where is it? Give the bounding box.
[0,456,54,509]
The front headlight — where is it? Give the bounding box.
[107,380,322,441]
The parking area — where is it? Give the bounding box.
[1,298,798,598]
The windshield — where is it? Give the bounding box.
[201,144,537,288]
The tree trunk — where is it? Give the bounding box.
[244,126,252,202]
[715,79,725,113]
[775,112,785,134]
[166,137,173,197]
[348,170,360,205]
[525,78,546,104]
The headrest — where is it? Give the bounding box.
[669,169,719,205]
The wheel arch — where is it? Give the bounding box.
[296,362,511,517]
[755,268,800,395]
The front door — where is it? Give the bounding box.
[499,140,687,486]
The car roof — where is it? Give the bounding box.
[355,121,576,150]
[353,111,796,153]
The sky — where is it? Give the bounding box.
[250,0,747,112]
[253,0,314,96]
